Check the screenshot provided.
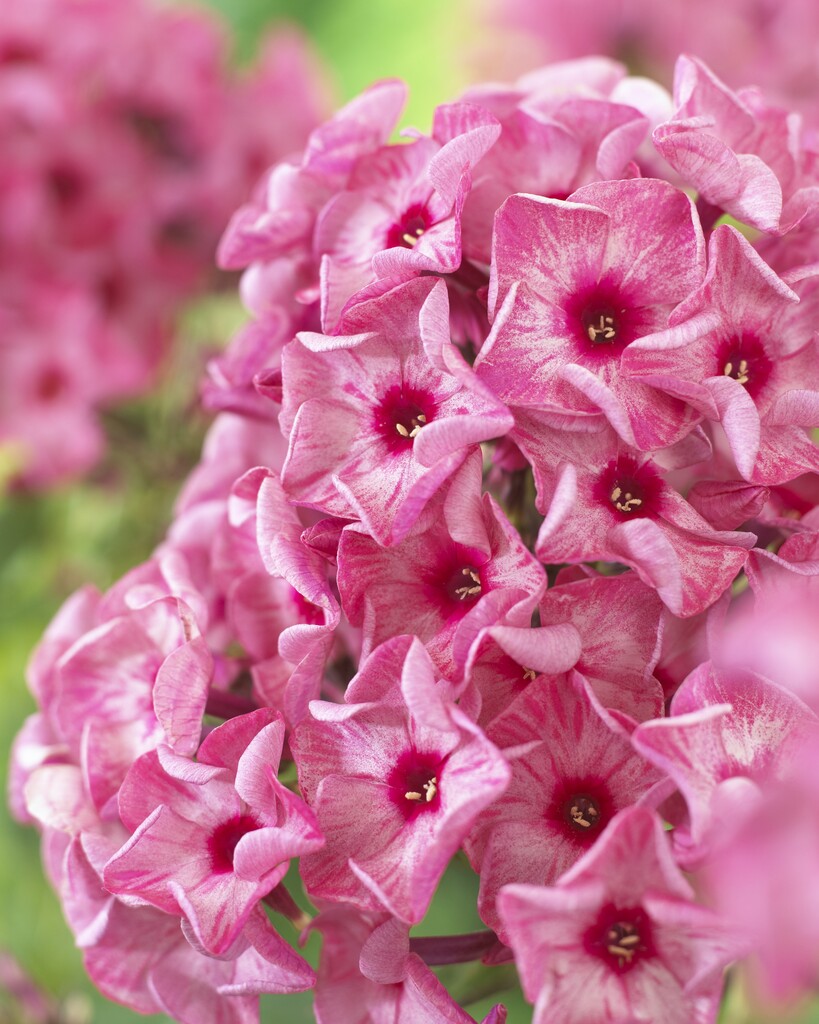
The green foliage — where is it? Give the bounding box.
[201,0,474,129]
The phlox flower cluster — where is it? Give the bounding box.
[486,0,819,124]
[0,0,327,488]
[11,54,819,1023]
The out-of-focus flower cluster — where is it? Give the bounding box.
[10,52,819,1024]
[485,0,819,125]
[0,0,327,489]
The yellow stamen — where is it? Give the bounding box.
[724,359,750,385]
[570,806,592,828]
[455,567,482,600]
[423,778,437,802]
[608,944,635,962]
[401,226,425,246]
[587,315,617,343]
[405,791,423,801]
[612,488,643,513]
[395,423,410,437]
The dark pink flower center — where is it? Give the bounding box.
[716,333,772,400]
[208,814,262,874]
[388,749,444,821]
[36,366,66,402]
[594,455,663,520]
[585,904,655,974]
[386,203,431,249]
[565,279,657,359]
[159,214,200,249]
[124,106,195,165]
[48,165,86,209]
[374,384,435,453]
[0,42,39,65]
[422,546,489,618]
[99,273,128,313]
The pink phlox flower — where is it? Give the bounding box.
[227,26,332,189]
[653,55,819,234]
[0,284,108,488]
[623,224,819,484]
[719,536,819,711]
[465,673,667,941]
[519,416,754,617]
[316,102,500,331]
[459,78,653,265]
[217,78,407,272]
[458,618,582,728]
[280,277,513,546]
[537,572,665,721]
[337,449,546,679]
[632,661,819,868]
[310,907,506,1023]
[233,466,341,724]
[475,177,706,450]
[700,734,819,1004]
[175,413,288,514]
[652,594,729,705]
[104,708,323,955]
[292,635,510,923]
[202,308,296,421]
[62,830,315,1022]
[498,806,746,1024]
[39,595,212,817]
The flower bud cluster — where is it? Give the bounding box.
[11,55,819,1023]
[0,0,327,488]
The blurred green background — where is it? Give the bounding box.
[1,1,818,1022]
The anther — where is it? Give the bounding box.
[571,811,592,828]
[724,358,750,385]
[405,791,423,801]
[454,567,482,600]
[607,944,636,963]
[401,226,425,246]
[605,922,642,966]
[423,778,437,802]
[522,667,537,682]
[611,487,643,513]
[396,413,427,440]
[587,315,617,343]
